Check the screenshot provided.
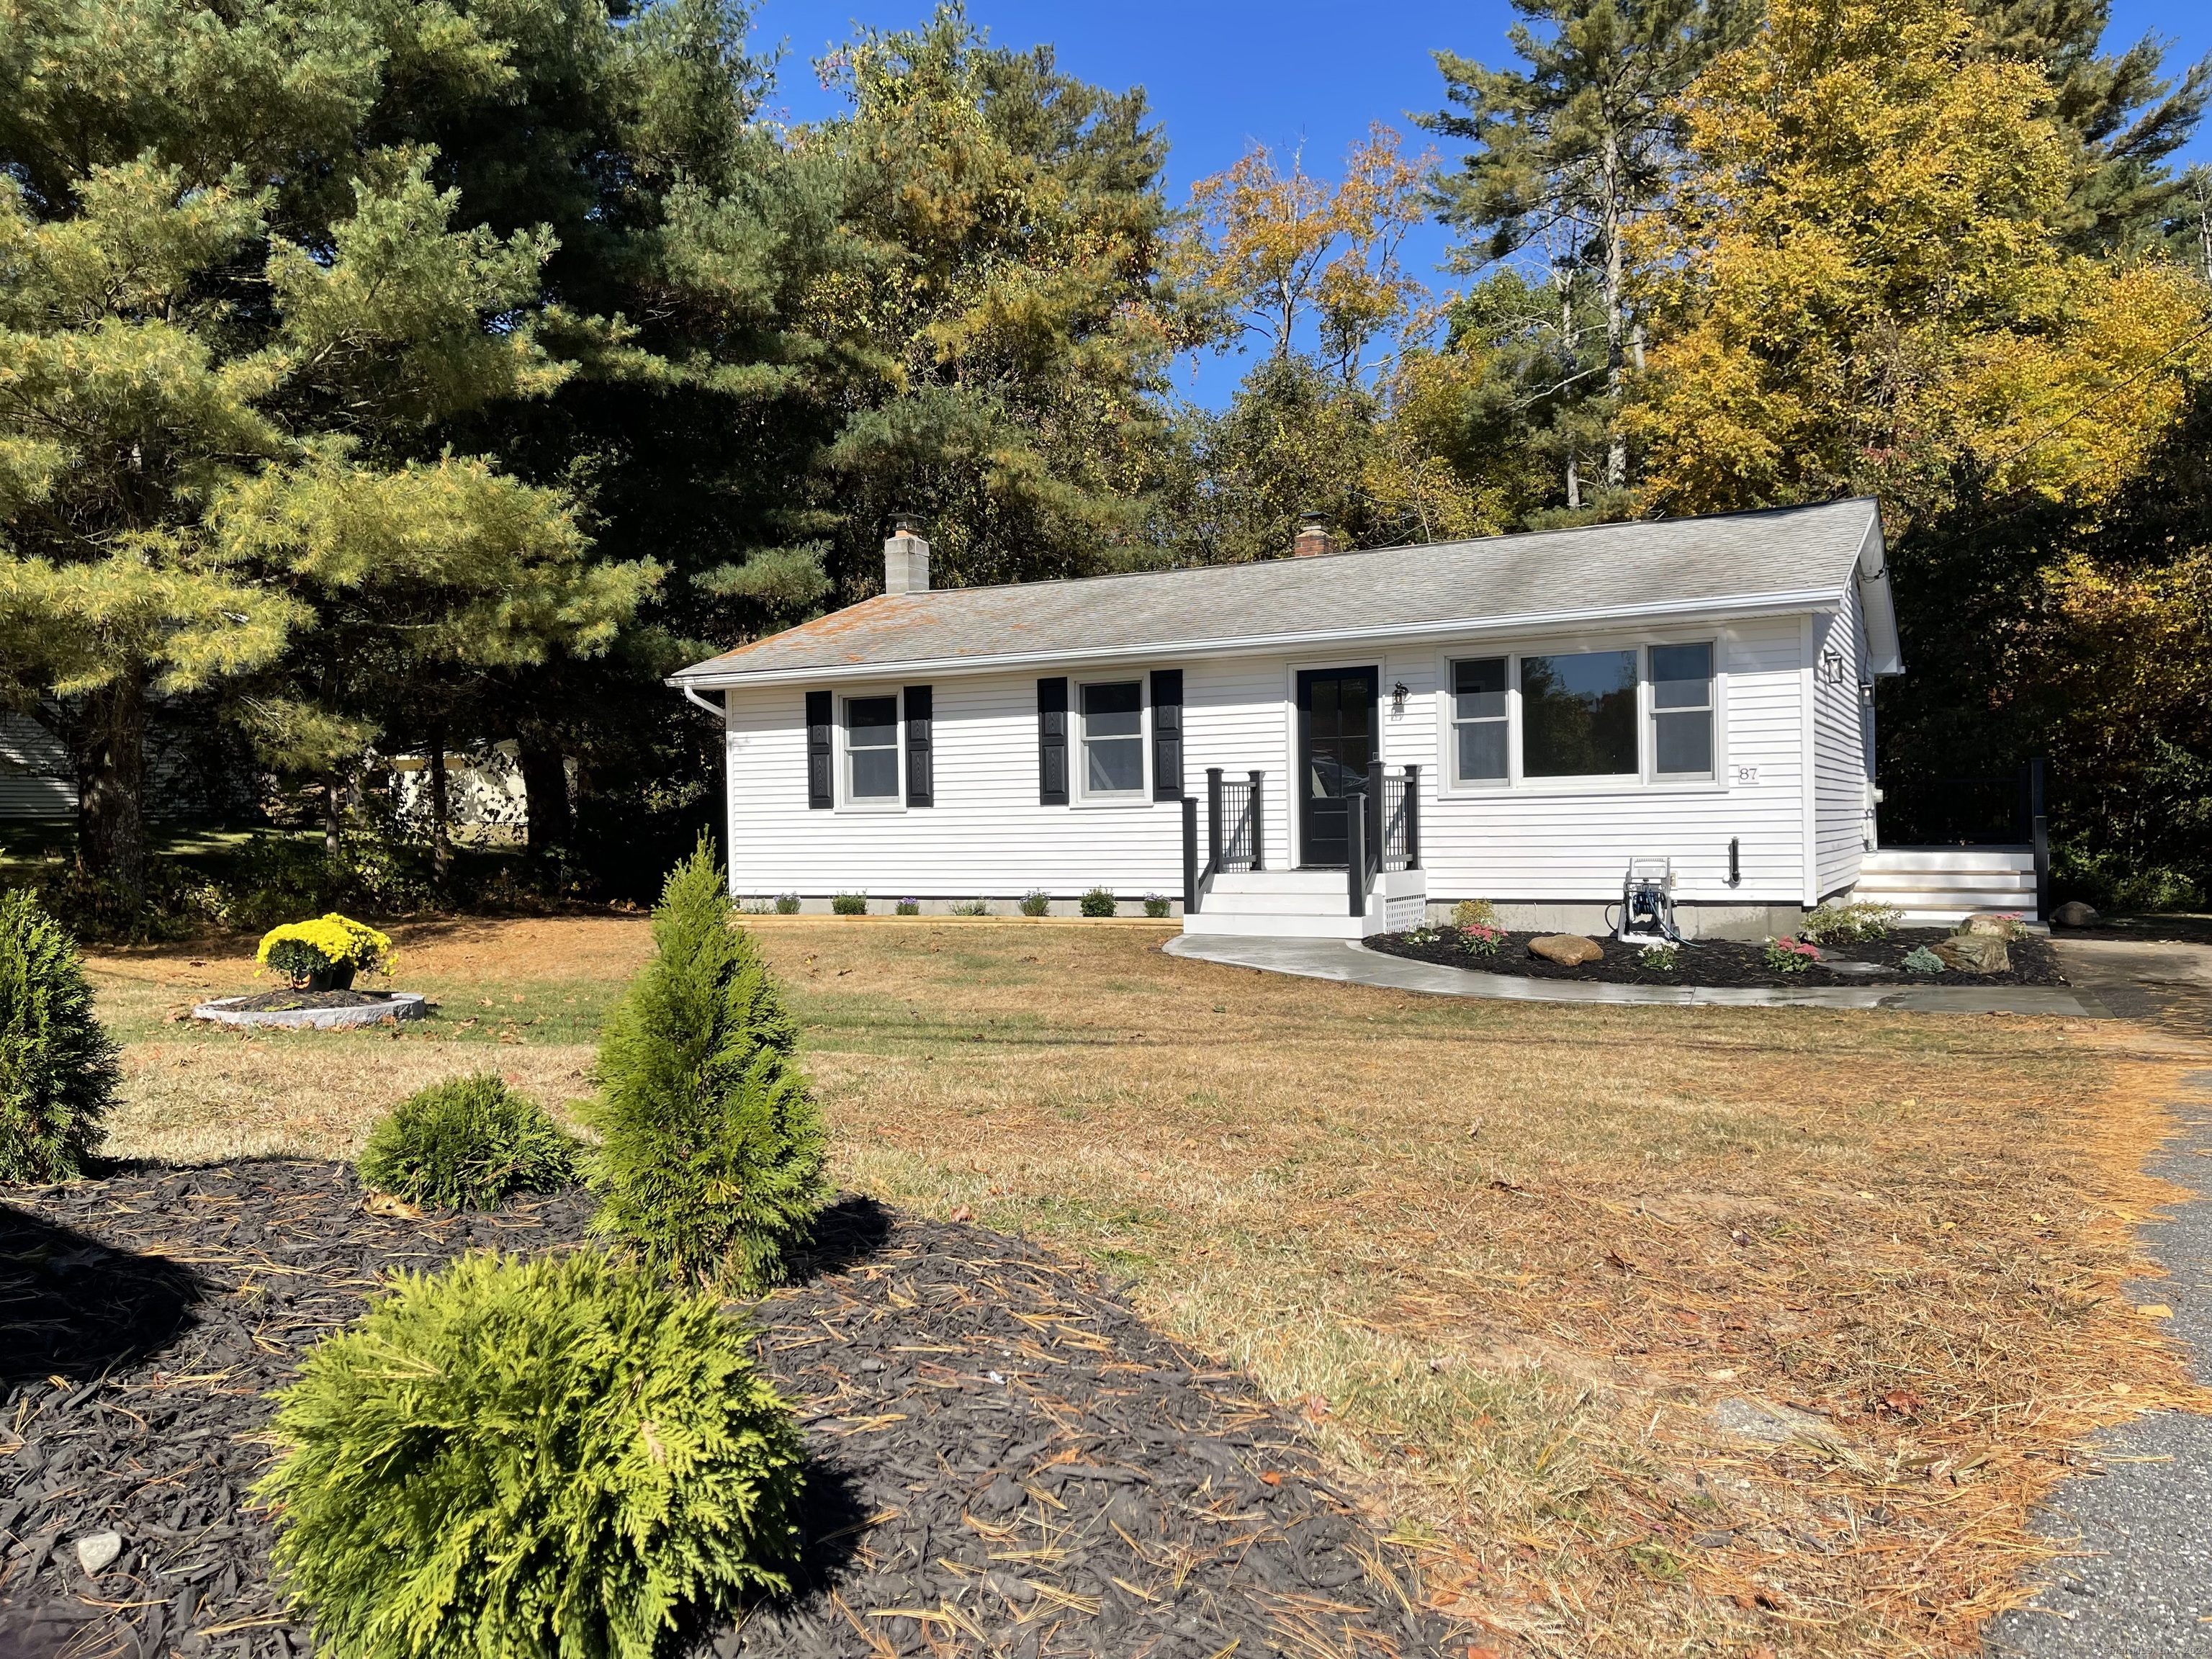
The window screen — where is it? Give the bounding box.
[845,695,900,799]
[1451,658,1509,782]
[1081,682,1144,794]
[1650,643,1714,776]
[1520,651,1637,777]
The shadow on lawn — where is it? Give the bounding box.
[0,1202,210,1390]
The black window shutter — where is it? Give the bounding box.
[805,690,832,809]
[1150,668,1184,800]
[1038,677,1069,805]
[904,685,933,807]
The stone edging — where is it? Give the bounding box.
[1163,935,2108,1017]
[192,992,429,1030]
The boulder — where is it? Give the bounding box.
[2052,899,2099,928]
[1959,913,2020,938]
[1933,933,2010,974]
[1529,933,1604,966]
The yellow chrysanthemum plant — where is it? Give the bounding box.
[256,914,397,991]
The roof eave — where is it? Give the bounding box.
[667,587,1852,691]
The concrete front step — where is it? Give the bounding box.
[1859,846,2035,873]
[1853,872,2038,894]
[1208,870,1354,895]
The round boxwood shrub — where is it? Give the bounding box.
[1079,886,1117,917]
[587,839,829,1287]
[0,888,119,1182]
[357,1074,578,1209]
[257,1250,806,1659]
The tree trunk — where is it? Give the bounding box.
[322,773,345,856]
[427,721,453,881]
[1566,454,1581,511]
[517,735,572,857]
[74,666,149,903]
[1601,122,1628,490]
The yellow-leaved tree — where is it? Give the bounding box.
[1629,0,2212,526]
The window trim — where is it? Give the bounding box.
[1433,634,1729,797]
[835,686,907,812]
[1071,674,1151,807]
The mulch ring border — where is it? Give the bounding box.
[1367,925,2067,989]
[0,1163,1473,1659]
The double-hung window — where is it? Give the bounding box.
[1650,644,1714,778]
[843,695,901,803]
[1444,642,1718,786]
[1079,680,1146,799]
[1450,657,1509,783]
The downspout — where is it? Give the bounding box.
[681,683,727,721]
[1799,615,1818,912]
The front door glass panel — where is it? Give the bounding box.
[1297,667,1377,866]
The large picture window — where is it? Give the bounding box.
[1079,680,1145,797]
[1451,657,1509,783]
[1521,650,1638,778]
[1650,643,1714,777]
[844,695,900,801]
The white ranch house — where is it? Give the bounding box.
[671,500,2033,939]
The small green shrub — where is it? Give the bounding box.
[357,1074,577,1209]
[831,892,868,916]
[0,890,118,1182]
[1452,899,1498,930]
[1019,889,1051,917]
[739,898,773,916]
[1901,945,1946,974]
[1639,942,1681,971]
[1079,886,1117,917]
[586,838,829,1287]
[1799,901,1901,944]
[773,892,800,914]
[1142,893,1171,919]
[894,897,920,916]
[256,1251,806,1659]
[1764,937,1819,974]
[950,898,991,917]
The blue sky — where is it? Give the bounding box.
[750,0,2212,406]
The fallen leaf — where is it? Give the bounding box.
[1259,1471,1283,1487]
[1302,1393,1330,1419]
[1604,1249,1634,1273]
[1467,1648,1504,1659]
[948,1205,974,1223]
[1488,1178,1527,1195]
[2136,1304,2174,1319]
[1881,1388,1924,1416]
[361,1191,422,1219]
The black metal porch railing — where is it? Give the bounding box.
[1346,763,1421,917]
[1182,768,1264,914]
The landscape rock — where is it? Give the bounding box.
[2052,899,2099,927]
[73,1532,121,1576]
[1959,914,2020,938]
[1934,933,2010,974]
[1529,933,1604,966]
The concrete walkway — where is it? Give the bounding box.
[1985,1065,2212,1658]
[1163,932,2110,1017]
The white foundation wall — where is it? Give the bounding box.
[718,616,1820,907]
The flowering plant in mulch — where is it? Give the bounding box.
[1763,936,1820,974]
[1406,922,1441,945]
[1799,900,1902,943]
[1458,922,1506,958]
[256,914,395,986]
[1638,942,1681,971]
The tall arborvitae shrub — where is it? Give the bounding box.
[586,839,828,1286]
[0,889,119,1182]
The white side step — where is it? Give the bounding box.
[1850,845,2039,925]
[1183,869,1425,940]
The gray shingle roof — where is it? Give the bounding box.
[675,498,1889,684]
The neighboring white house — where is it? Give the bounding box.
[669,500,1906,940]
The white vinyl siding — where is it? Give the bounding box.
[719,614,1820,906]
[1811,579,1876,901]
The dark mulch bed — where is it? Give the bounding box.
[0,1166,1467,1659]
[199,989,396,1012]
[1368,925,2067,989]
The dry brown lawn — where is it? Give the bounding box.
[83,914,2211,1658]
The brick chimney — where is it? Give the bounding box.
[884,518,930,595]
[1293,511,1336,559]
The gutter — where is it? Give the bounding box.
[668,586,1853,692]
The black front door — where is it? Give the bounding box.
[1297,667,1377,868]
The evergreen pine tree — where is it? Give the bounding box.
[585,838,828,1287]
[0,889,120,1182]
